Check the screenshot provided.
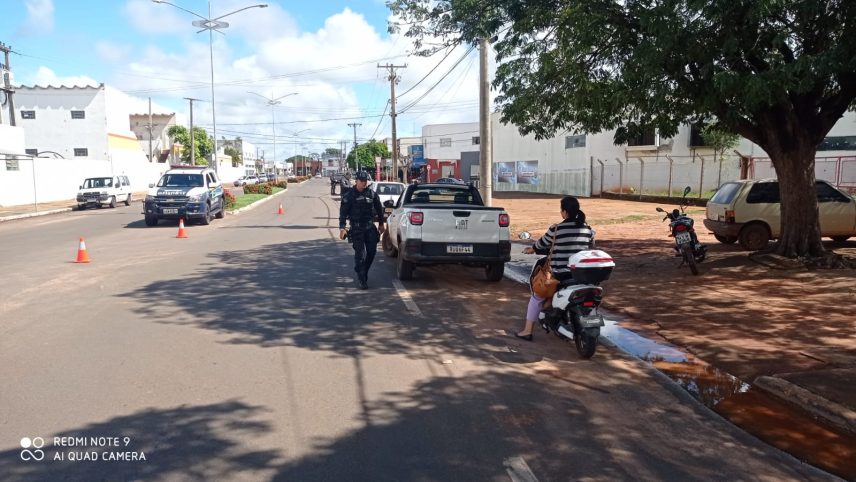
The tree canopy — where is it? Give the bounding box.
[389,0,856,260]
[346,140,390,170]
[167,125,214,166]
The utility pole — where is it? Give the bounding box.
[147,97,154,163]
[1,42,16,126]
[478,38,493,207]
[184,97,202,166]
[378,63,407,182]
[348,123,362,171]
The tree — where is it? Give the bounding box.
[389,0,856,261]
[221,136,243,168]
[324,147,342,157]
[346,140,390,170]
[701,124,740,163]
[166,125,214,166]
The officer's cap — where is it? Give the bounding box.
[355,171,370,181]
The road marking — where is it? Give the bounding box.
[392,279,422,316]
[504,456,540,482]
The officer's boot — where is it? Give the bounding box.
[358,270,368,289]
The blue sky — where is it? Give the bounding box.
[1,0,484,159]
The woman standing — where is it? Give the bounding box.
[515,196,594,340]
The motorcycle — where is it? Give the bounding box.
[520,232,614,359]
[656,186,706,275]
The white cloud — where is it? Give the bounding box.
[122,0,188,34]
[96,42,131,63]
[16,0,55,36]
[110,6,483,159]
[25,66,100,88]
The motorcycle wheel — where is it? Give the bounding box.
[682,244,699,275]
[574,332,598,359]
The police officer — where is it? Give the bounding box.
[339,171,385,289]
[338,171,353,197]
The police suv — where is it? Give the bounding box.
[143,166,226,226]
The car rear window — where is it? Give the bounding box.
[376,184,404,195]
[709,182,742,204]
[408,186,478,205]
[746,182,781,204]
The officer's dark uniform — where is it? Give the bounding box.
[339,171,384,288]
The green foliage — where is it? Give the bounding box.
[701,124,740,161]
[167,125,214,165]
[221,137,243,167]
[346,139,390,169]
[324,147,342,157]
[243,183,273,195]
[389,0,856,257]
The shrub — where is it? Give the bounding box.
[275,180,288,189]
[223,189,237,209]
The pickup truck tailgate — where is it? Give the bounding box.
[418,207,507,243]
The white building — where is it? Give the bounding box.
[488,110,856,197]
[1,84,166,205]
[15,84,151,165]
[130,112,177,164]
[422,122,480,160]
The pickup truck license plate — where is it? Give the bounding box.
[447,244,473,254]
[675,232,692,244]
[163,208,179,214]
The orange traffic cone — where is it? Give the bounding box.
[75,237,91,263]
[176,218,188,238]
[277,203,284,215]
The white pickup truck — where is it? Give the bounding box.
[381,182,511,281]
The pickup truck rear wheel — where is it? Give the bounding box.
[714,234,737,244]
[382,232,397,257]
[396,242,414,280]
[485,262,504,282]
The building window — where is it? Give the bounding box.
[627,128,657,147]
[472,136,480,145]
[6,160,19,171]
[565,135,586,149]
[74,148,89,157]
[688,123,711,147]
[440,138,452,147]
[71,110,86,119]
[25,148,38,156]
[21,110,36,120]
[817,136,856,151]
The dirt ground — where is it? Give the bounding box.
[493,192,856,382]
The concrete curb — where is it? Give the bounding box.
[0,207,73,222]
[754,375,856,435]
[229,187,289,216]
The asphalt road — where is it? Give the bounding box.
[0,180,837,481]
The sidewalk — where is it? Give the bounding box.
[502,252,856,436]
[493,191,856,442]
[0,198,80,222]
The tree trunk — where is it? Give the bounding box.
[767,147,825,258]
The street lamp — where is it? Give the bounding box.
[152,0,268,174]
[248,91,298,174]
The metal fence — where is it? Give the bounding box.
[592,154,856,198]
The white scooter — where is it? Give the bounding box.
[521,232,615,359]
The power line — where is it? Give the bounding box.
[399,46,475,114]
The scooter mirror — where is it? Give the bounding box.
[656,207,665,212]
[683,186,692,196]
[518,231,531,240]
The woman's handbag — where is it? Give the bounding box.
[531,226,560,298]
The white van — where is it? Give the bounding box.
[76,175,132,209]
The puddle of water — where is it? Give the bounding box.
[601,317,856,480]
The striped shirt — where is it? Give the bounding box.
[533,219,594,275]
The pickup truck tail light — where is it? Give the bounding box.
[724,210,735,223]
[409,212,424,225]
[499,213,510,227]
